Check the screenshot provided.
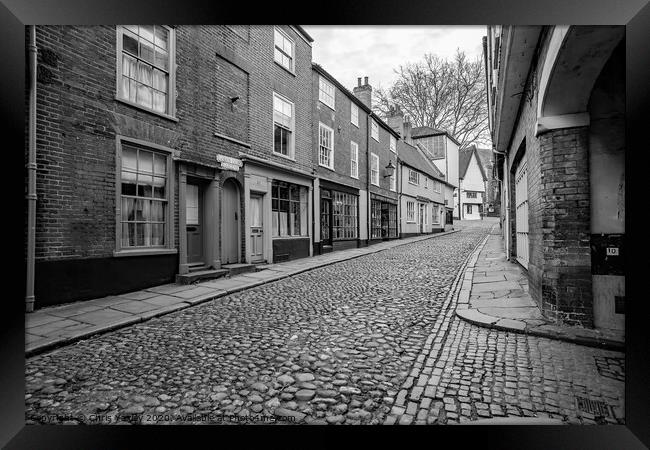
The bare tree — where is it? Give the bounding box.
[374,49,490,148]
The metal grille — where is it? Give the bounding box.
[575,396,612,418]
[515,157,529,269]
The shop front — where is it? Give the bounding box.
[242,156,313,264]
[370,193,398,242]
[317,180,360,254]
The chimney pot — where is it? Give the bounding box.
[364,76,368,85]
[357,77,362,87]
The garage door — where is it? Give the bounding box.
[515,157,529,269]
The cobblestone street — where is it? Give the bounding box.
[24,220,624,425]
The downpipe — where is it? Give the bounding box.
[26,26,37,312]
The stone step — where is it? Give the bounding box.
[222,263,257,276]
[176,268,229,285]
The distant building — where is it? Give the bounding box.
[458,145,488,220]
[410,126,460,220]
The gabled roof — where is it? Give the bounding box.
[293,26,314,43]
[411,126,461,147]
[398,141,453,187]
[459,145,488,181]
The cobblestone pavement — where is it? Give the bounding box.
[24,220,624,425]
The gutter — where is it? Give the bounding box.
[26,26,38,312]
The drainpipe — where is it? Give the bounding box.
[26,26,38,313]
[366,113,371,243]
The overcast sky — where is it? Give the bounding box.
[303,26,487,94]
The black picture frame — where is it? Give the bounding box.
[3,0,649,448]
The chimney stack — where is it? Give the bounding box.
[353,76,372,109]
[387,105,404,139]
[403,114,413,144]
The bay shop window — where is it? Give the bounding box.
[272,181,308,237]
[332,192,358,240]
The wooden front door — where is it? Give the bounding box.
[419,203,425,233]
[321,197,332,246]
[186,182,203,264]
[515,157,529,269]
[222,179,240,264]
[250,194,264,263]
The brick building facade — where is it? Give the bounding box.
[28,25,314,308]
[485,26,625,330]
[26,25,457,309]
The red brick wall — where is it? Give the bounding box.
[505,33,593,327]
[32,25,312,265]
[312,70,368,190]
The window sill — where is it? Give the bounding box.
[272,151,296,162]
[274,61,296,77]
[318,163,335,171]
[351,122,359,128]
[408,181,420,186]
[319,100,335,111]
[113,248,178,258]
[372,137,380,142]
[115,97,179,122]
[350,175,359,180]
[371,182,380,187]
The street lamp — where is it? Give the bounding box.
[383,160,396,178]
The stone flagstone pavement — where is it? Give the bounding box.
[456,226,624,351]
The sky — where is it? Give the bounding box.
[303,26,487,94]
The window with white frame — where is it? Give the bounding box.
[272,181,308,237]
[119,141,169,249]
[425,177,429,189]
[350,141,359,179]
[434,180,441,193]
[466,191,478,198]
[319,123,334,169]
[390,172,396,192]
[406,201,415,223]
[117,25,174,115]
[351,103,359,127]
[408,169,420,185]
[371,153,379,186]
[432,205,440,224]
[273,93,294,158]
[371,120,379,141]
[274,27,294,72]
[390,135,396,153]
[319,76,335,109]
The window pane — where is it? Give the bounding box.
[154,26,168,50]
[136,223,145,246]
[153,92,166,113]
[122,53,136,77]
[139,150,153,174]
[128,79,138,102]
[152,223,165,246]
[140,25,154,43]
[151,200,164,222]
[139,40,154,64]
[137,84,153,108]
[137,62,153,86]
[123,32,138,55]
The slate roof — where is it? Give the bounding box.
[398,141,452,186]
[411,126,461,146]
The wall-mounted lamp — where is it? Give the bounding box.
[383,160,396,178]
